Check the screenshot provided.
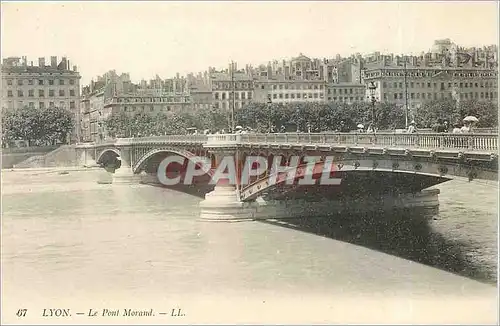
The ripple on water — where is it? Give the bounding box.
[1,170,498,302]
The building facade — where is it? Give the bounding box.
[81,71,194,142]
[362,41,499,118]
[1,56,81,140]
[210,63,254,110]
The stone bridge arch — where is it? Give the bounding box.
[132,147,212,176]
[96,148,121,165]
[238,156,496,202]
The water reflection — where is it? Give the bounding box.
[262,207,496,284]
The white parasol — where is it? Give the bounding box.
[357,124,364,128]
[463,116,479,123]
[235,125,243,129]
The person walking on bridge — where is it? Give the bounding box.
[407,121,417,133]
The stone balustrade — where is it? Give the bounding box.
[81,132,498,152]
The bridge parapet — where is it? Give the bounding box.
[205,132,497,152]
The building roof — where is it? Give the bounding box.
[210,72,253,81]
[1,65,78,74]
[292,53,311,62]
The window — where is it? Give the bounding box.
[49,102,54,107]
[241,92,246,100]
[273,94,277,99]
[49,90,55,97]
[7,79,13,85]
[59,101,65,108]
[39,90,45,97]
[7,90,13,97]
[279,85,283,90]
[28,79,34,85]
[393,82,397,88]
[221,93,226,100]
[394,93,398,99]
[247,92,252,99]
[291,93,295,99]
[422,93,426,99]
[39,102,45,109]
[59,79,65,85]
[38,80,44,85]
[70,79,75,85]
[214,93,219,100]
[49,80,54,85]
[28,89,34,97]
[279,94,283,99]
[59,90,65,96]
[17,79,23,86]
[29,102,34,109]
[70,101,75,109]
[17,90,23,97]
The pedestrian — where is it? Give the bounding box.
[407,120,417,133]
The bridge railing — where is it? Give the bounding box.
[127,135,208,144]
[89,132,498,152]
[232,132,498,151]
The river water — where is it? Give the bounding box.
[1,168,498,324]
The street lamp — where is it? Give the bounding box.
[368,81,377,128]
[267,95,272,133]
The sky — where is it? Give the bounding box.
[1,1,498,85]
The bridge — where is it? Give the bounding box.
[76,132,498,221]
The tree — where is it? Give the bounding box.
[105,112,132,138]
[457,99,497,128]
[417,99,459,128]
[40,106,75,144]
[1,105,74,146]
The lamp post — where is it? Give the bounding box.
[230,61,236,133]
[368,81,377,129]
[403,55,409,128]
[267,95,272,133]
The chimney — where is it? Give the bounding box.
[51,56,57,67]
[30,61,33,66]
[60,56,67,70]
[22,56,27,66]
[73,65,77,72]
[38,57,45,67]
[67,60,70,70]
[423,54,429,67]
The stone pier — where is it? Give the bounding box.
[112,145,140,184]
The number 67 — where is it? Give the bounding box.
[16,309,27,317]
